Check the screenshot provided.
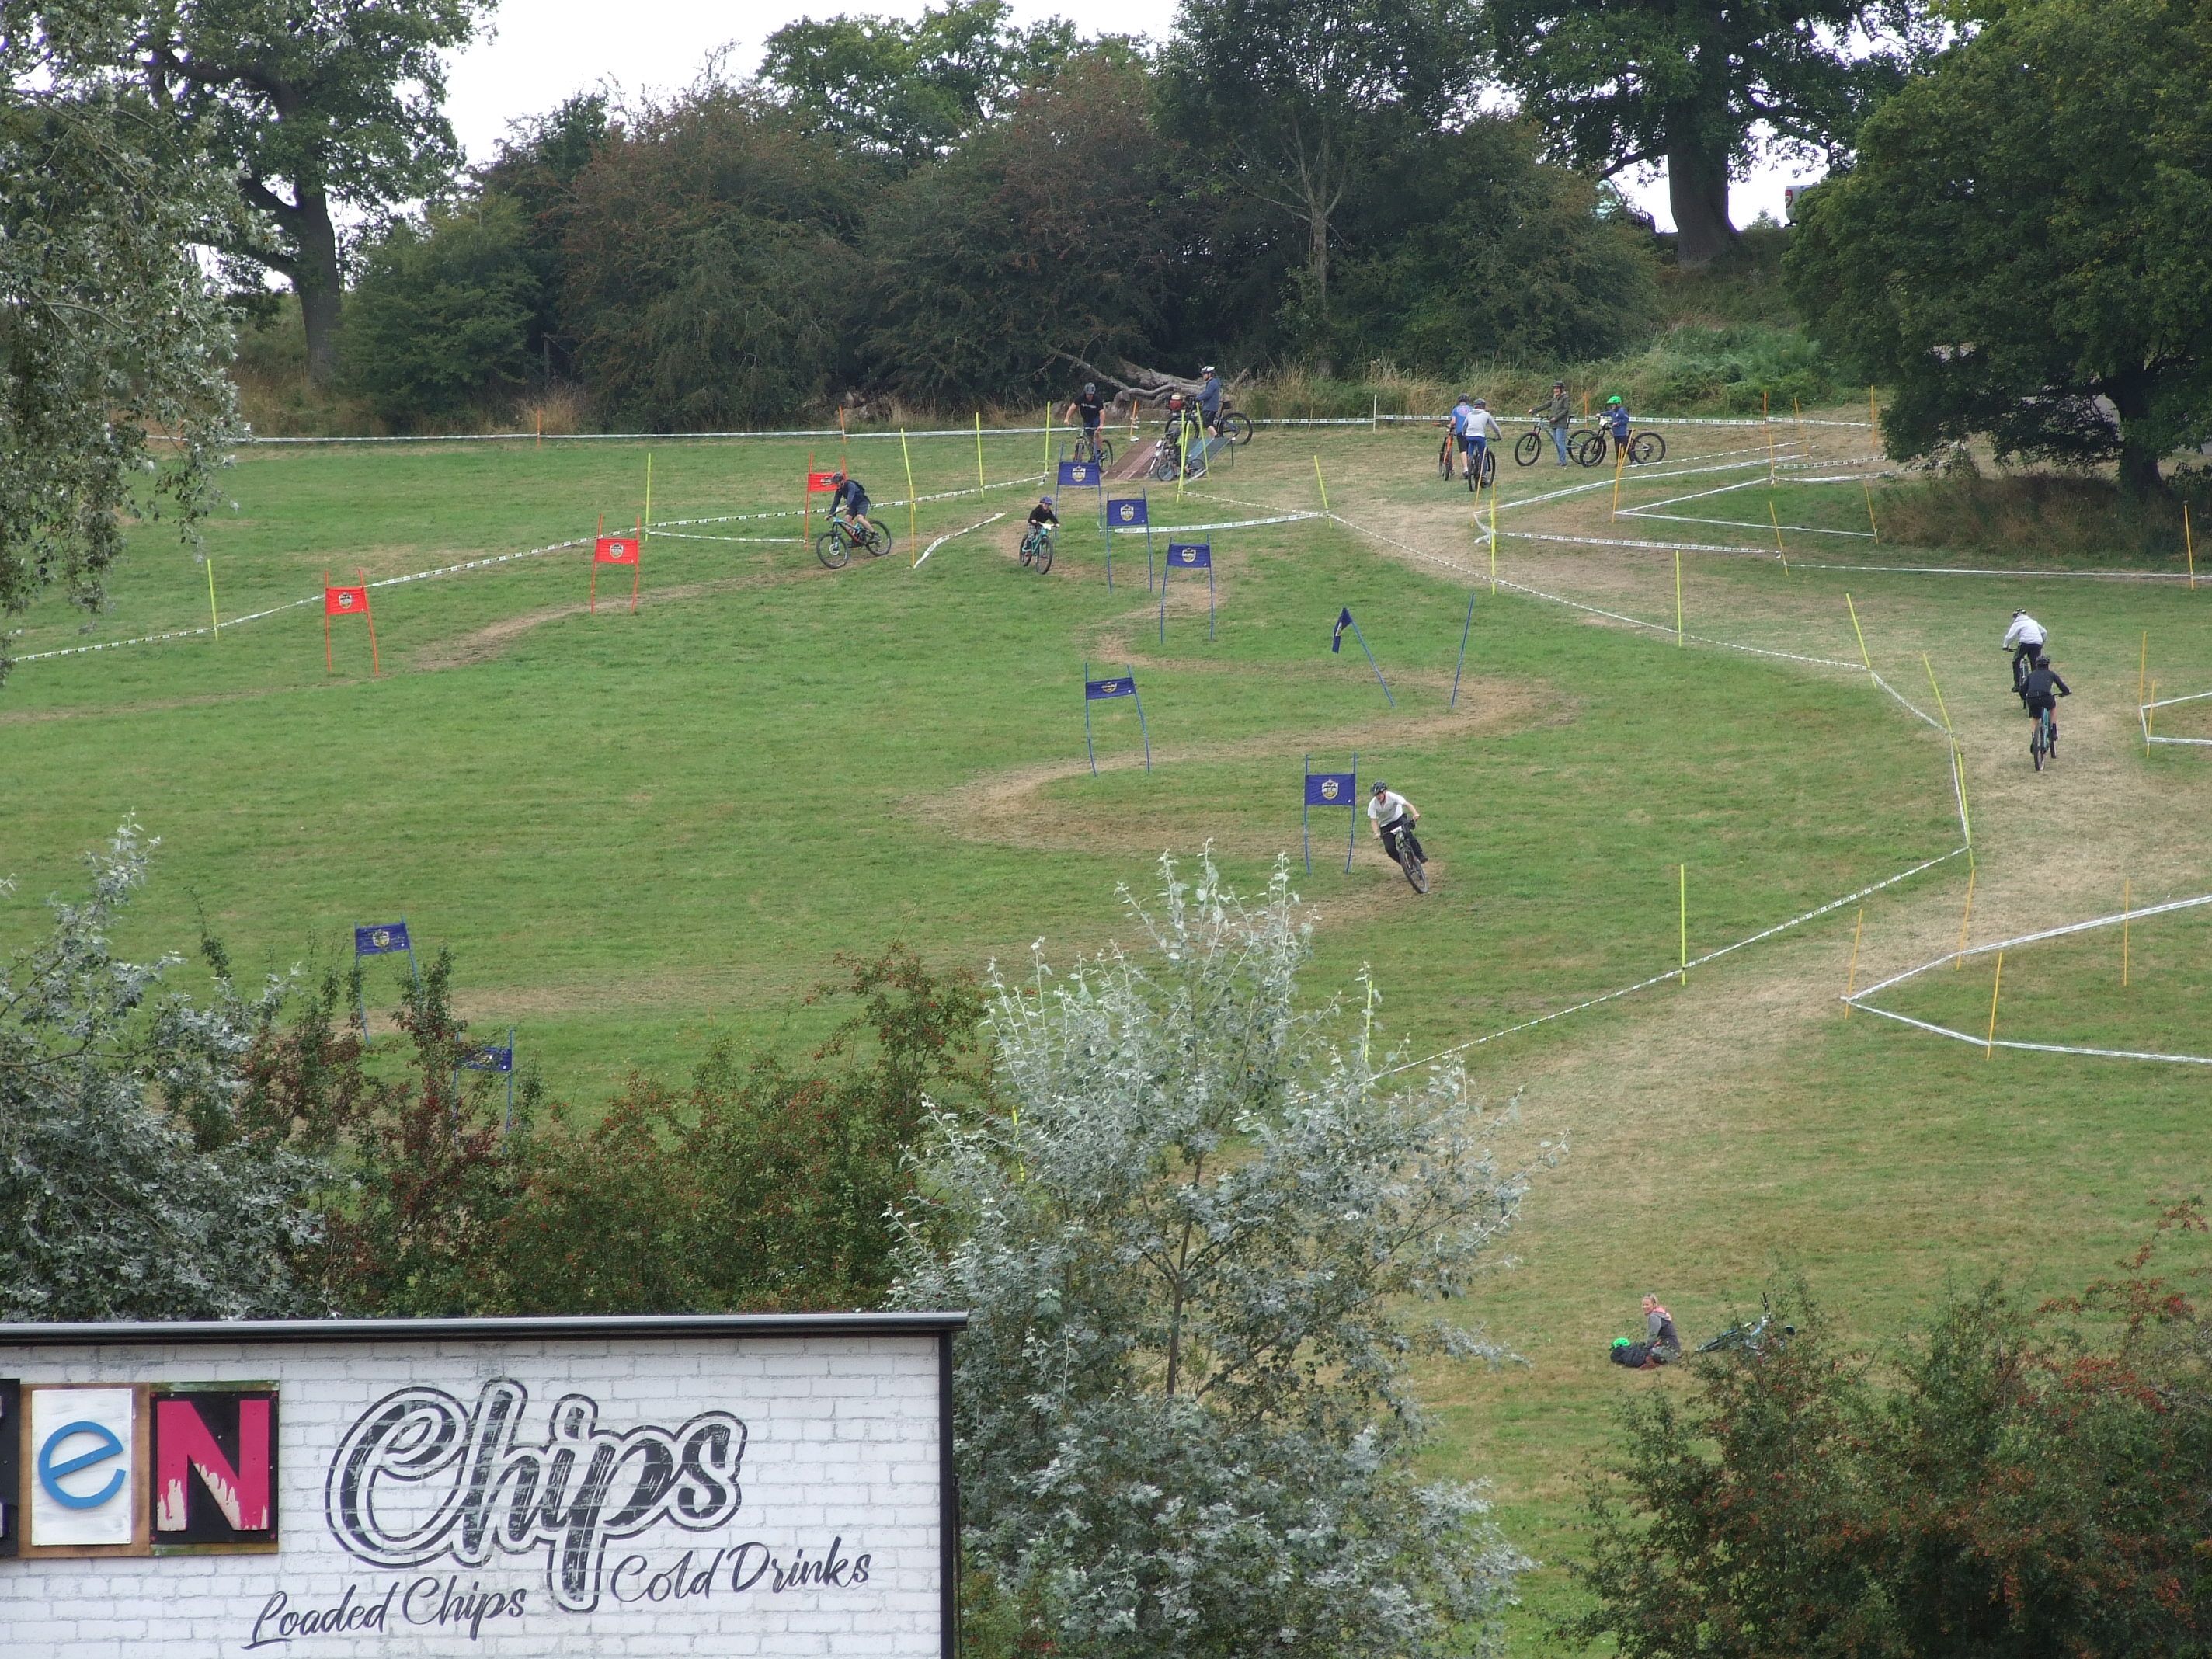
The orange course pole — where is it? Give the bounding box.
[358,569,381,676]
[323,568,333,675]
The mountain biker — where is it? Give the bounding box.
[2022,653,2071,749]
[1443,394,1474,478]
[1465,398,1503,481]
[1529,381,1571,465]
[1368,781,1424,871]
[1065,383,1107,455]
[830,470,874,541]
[1027,495,1059,534]
[1198,365,1224,436]
[1605,395,1631,458]
[2002,609,2049,697]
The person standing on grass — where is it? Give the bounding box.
[1530,381,1572,464]
[1198,365,1224,436]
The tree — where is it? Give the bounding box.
[560,86,861,430]
[758,0,1076,175]
[141,0,492,383]
[895,856,1551,1659]
[341,198,538,427]
[1564,1248,2212,1655]
[1161,0,1482,346]
[868,54,1196,404]
[0,4,239,689]
[1487,0,1933,266]
[475,93,612,382]
[1786,0,2212,497]
[0,823,322,1320]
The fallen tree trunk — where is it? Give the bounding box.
[1051,351,1254,416]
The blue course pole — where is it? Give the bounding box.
[1083,658,1097,775]
[1146,519,1155,592]
[1129,663,1151,771]
[1104,530,1114,593]
[1449,590,1476,711]
[503,1027,516,1136]
[1303,753,1313,875]
[1346,750,1358,872]
[1349,618,1394,708]
[1159,555,1168,643]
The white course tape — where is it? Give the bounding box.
[1845,893,2212,1065]
[913,512,1007,568]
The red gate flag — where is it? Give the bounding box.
[323,569,380,675]
[807,471,837,492]
[595,535,640,565]
[325,584,369,614]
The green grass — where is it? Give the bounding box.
[10,419,2212,1650]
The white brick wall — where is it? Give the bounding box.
[0,1334,945,1657]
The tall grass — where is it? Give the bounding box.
[1877,465,2212,565]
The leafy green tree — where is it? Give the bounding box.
[759,0,1076,173]
[0,823,321,1320]
[868,54,1195,403]
[1,4,239,688]
[1565,1250,2212,1654]
[1161,0,1482,343]
[475,92,612,380]
[141,0,492,382]
[342,197,538,427]
[560,86,859,430]
[1487,0,1932,266]
[896,856,1550,1659]
[1334,121,1657,368]
[1786,0,2212,497]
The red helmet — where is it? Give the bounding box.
[1168,393,1184,409]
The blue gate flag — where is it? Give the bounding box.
[355,921,412,955]
[1305,771,1356,806]
[1059,461,1099,488]
[1106,497,1149,528]
[461,1043,514,1073]
[1167,542,1212,569]
[1331,607,1353,653]
[1086,676,1137,700]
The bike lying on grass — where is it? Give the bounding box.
[1018,523,1055,572]
[816,510,891,569]
[1696,1296,1796,1357]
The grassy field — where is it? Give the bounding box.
[8,412,2211,1647]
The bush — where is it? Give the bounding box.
[341,197,538,429]
[1874,466,2212,565]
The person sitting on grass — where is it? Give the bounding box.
[830,470,874,543]
[1610,1293,1682,1369]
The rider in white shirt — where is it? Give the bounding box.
[2002,610,2049,696]
[1368,781,1424,866]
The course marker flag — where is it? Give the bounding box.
[1303,755,1358,875]
[1163,541,1215,640]
[591,530,642,614]
[1103,495,1154,593]
[353,919,419,1045]
[1059,460,1101,489]
[1082,661,1151,775]
[457,1027,519,1134]
[322,571,379,676]
[806,471,837,492]
[1331,606,1393,706]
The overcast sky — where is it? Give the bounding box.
[442,0,1813,232]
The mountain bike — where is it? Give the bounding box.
[816,511,890,569]
[1628,430,1668,464]
[1382,823,1428,894]
[1212,408,1254,445]
[2030,703,2057,770]
[1570,429,1609,467]
[1465,443,1497,491]
[1073,431,1115,468]
[1018,523,1055,573]
[1697,1296,1795,1357]
[1438,428,1456,479]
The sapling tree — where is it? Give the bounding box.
[0,823,321,1320]
[896,854,1553,1659]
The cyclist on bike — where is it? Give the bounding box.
[1529,381,1571,465]
[2022,653,2071,750]
[1065,383,1107,456]
[1605,395,1631,459]
[830,470,875,541]
[2002,609,2049,697]
[1368,781,1424,870]
[1028,495,1059,533]
[1198,365,1223,436]
[1465,398,1502,481]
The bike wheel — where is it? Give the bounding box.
[816,530,850,569]
[2033,729,2046,770]
[1019,535,1035,568]
[1094,438,1115,469]
[1629,431,1666,465]
[866,524,892,558]
[1152,447,1177,482]
[1571,430,1607,467]
[1483,449,1497,487]
[1515,431,1542,466]
[1034,534,1054,574]
[1222,412,1253,445]
[1438,439,1454,480]
[1400,849,1428,893]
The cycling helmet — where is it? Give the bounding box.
[2012,608,2026,617]
[1084,382,1097,395]
[1370,780,1388,795]
[832,469,847,482]
[1606,395,1623,406]
[1041,495,1056,506]
[1611,1337,1633,1351]
[2035,653,2050,667]
[1473,398,1487,408]
[1202,363,1216,374]
[1168,393,1184,409]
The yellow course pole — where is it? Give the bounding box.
[1844,593,1874,680]
[2139,630,2148,708]
[1487,461,1499,578]
[206,556,219,640]
[1922,652,1955,736]
[1953,746,1974,852]
[1764,388,1776,483]
[1844,905,1864,1014]
[1984,949,2004,1058]
[2149,680,2158,750]
[901,428,918,555]
[1770,499,1786,559]
[1863,477,1880,544]
[975,411,986,495]
[1677,864,1689,986]
[1042,402,1050,471]
[2122,876,2132,987]
[1954,863,1976,969]
[1611,437,1626,517]
[1313,456,1330,511]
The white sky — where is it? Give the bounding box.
[443,0,1813,232]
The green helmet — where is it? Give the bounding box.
[1606,395,1623,406]
[1611,1337,1633,1349]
